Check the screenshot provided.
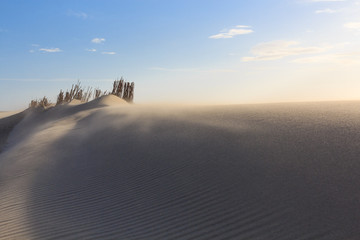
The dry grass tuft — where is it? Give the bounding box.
[94,88,102,99]
[56,90,64,105]
[111,77,134,103]
[29,97,52,109]
[28,78,135,109]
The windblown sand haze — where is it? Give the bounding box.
[1,96,360,239]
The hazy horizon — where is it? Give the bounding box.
[1,0,360,110]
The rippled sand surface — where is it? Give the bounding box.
[1,98,360,239]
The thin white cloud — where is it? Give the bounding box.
[209,25,253,39]
[236,25,251,28]
[102,51,116,55]
[29,50,35,53]
[149,67,198,72]
[309,0,345,2]
[315,8,337,13]
[344,22,360,30]
[293,52,360,64]
[39,48,62,53]
[67,10,88,19]
[86,48,97,52]
[293,55,331,63]
[91,38,106,44]
[242,40,331,62]
[149,67,236,73]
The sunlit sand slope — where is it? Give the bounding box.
[1,98,360,239]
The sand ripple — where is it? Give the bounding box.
[1,101,360,239]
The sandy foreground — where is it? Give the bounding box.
[1,95,360,239]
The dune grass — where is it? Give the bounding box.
[29,78,135,109]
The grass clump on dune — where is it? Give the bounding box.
[29,97,52,109]
[29,78,135,109]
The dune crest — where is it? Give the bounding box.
[66,94,127,107]
[1,101,360,239]
[67,99,82,106]
[88,94,128,106]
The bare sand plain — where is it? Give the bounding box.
[1,95,360,239]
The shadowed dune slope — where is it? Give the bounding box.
[1,101,360,239]
[0,110,27,152]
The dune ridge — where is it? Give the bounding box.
[1,100,360,239]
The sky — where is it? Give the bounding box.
[1,0,360,110]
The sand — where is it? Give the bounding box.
[1,96,360,239]
[0,110,27,153]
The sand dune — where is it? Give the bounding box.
[0,110,27,153]
[1,98,360,239]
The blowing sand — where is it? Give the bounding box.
[1,96,360,239]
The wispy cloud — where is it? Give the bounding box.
[242,40,330,62]
[101,51,116,55]
[209,25,253,39]
[67,10,88,19]
[309,0,345,2]
[293,51,360,64]
[149,67,198,72]
[86,48,97,52]
[149,67,236,73]
[344,22,360,30]
[39,48,62,53]
[91,38,105,44]
[315,8,337,13]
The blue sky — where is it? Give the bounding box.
[1,0,360,110]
